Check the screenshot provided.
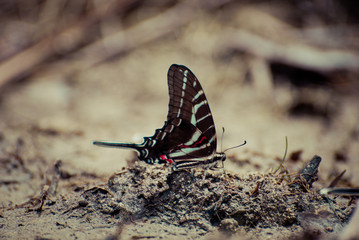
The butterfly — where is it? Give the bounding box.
[94,64,243,169]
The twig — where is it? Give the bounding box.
[71,0,233,70]
[289,155,321,190]
[221,29,359,72]
[328,170,346,188]
[0,0,127,88]
[26,160,63,212]
[0,0,232,89]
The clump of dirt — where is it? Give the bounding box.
[70,160,352,239]
[103,163,304,228]
[0,156,355,239]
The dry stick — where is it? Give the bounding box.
[78,6,359,75]
[34,0,68,39]
[0,0,231,89]
[69,3,196,70]
[289,155,321,190]
[23,160,62,212]
[0,38,53,88]
[328,169,346,188]
[0,0,127,88]
[221,29,359,72]
[69,0,233,70]
[2,1,358,89]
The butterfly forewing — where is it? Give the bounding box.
[167,65,217,155]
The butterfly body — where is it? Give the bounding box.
[94,64,226,169]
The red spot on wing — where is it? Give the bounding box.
[160,154,174,164]
[181,136,207,148]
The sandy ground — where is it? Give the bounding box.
[0,1,358,239]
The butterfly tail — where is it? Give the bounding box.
[93,141,143,152]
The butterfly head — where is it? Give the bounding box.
[203,152,226,170]
[214,152,226,163]
[212,140,247,169]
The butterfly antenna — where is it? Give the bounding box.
[221,127,225,152]
[224,140,247,152]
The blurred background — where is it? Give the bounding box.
[0,0,359,204]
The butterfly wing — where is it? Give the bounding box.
[163,64,217,166]
[94,64,219,168]
[168,65,216,133]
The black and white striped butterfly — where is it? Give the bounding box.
[94,64,232,169]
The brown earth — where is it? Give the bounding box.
[0,1,359,239]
